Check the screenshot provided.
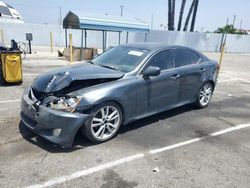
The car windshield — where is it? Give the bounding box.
[92,46,150,73]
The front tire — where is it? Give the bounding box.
[195,82,214,108]
[82,102,122,143]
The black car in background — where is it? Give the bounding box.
[20,43,218,147]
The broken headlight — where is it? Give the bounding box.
[49,96,82,113]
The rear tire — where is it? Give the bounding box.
[195,82,214,109]
[81,102,122,143]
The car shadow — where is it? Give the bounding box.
[0,81,22,87]
[19,104,195,153]
[119,104,195,134]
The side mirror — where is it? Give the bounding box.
[143,66,161,77]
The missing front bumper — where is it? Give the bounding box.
[20,93,90,147]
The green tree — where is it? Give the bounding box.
[215,25,237,34]
[215,25,247,35]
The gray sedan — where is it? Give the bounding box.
[20,43,218,147]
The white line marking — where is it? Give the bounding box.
[149,138,202,154]
[26,153,144,188]
[25,123,250,188]
[150,123,250,154]
[209,123,250,136]
[0,99,21,104]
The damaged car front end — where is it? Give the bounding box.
[21,88,90,147]
[20,63,124,147]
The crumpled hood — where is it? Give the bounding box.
[32,63,124,93]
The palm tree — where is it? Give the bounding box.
[215,25,237,34]
[168,0,172,30]
[171,0,176,30]
[183,0,196,31]
[177,0,187,31]
[168,0,175,30]
[190,0,199,32]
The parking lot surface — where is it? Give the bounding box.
[0,52,250,188]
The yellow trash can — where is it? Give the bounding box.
[0,50,22,84]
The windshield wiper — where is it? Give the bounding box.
[99,64,117,71]
[88,61,95,64]
[90,61,118,71]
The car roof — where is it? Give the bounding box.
[120,42,188,51]
[120,42,209,60]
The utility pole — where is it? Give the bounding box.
[239,20,243,30]
[59,6,62,25]
[120,5,124,17]
[151,14,154,30]
[232,15,236,27]
[219,17,231,53]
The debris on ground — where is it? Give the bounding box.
[58,49,64,57]
[0,119,6,123]
[153,167,160,173]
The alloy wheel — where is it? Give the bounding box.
[90,105,121,141]
[199,83,213,106]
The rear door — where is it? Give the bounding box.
[136,50,180,115]
[173,48,204,104]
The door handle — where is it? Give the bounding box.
[171,74,180,80]
[200,68,206,72]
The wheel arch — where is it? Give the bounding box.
[79,99,125,143]
[99,99,126,125]
[205,80,215,91]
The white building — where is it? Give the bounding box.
[0,1,24,23]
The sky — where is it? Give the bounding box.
[3,0,250,31]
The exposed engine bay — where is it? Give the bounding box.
[29,78,119,113]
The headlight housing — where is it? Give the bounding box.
[48,96,81,112]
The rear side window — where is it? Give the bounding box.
[146,50,174,71]
[174,49,200,68]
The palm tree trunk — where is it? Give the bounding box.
[190,0,199,32]
[168,0,172,30]
[171,0,175,30]
[177,0,186,31]
[183,0,196,31]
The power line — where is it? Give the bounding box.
[7,2,61,9]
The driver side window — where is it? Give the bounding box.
[146,50,174,71]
